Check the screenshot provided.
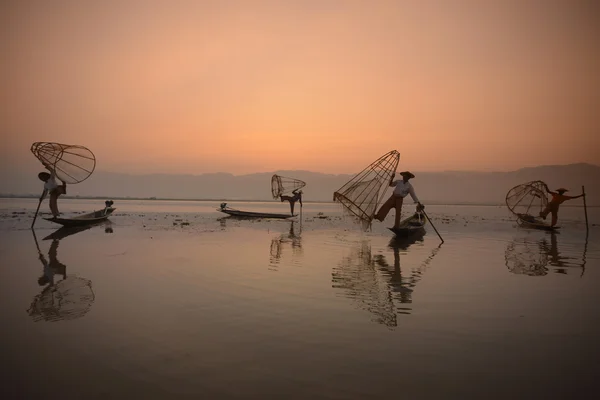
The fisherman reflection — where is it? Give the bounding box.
[28,230,96,322]
[375,237,437,309]
[538,232,585,275]
[36,239,66,287]
[540,232,564,270]
[269,222,302,269]
[333,238,440,328]
[332,241,398,328]
[373,239,421,306]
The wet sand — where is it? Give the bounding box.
[1,198,599,399]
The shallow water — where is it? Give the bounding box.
[1,198,599,399]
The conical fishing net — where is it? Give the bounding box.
[333,150,400,224]
[271,175,306,198]
[27,276,95,322]
[505,180,548,221]
[31,142,96,184]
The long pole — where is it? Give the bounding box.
[582,185,588,235]
[31,191,44,229]
[423,210,444,244]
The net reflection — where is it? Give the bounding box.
[332,236,440,328]
[269,222,302,270]
[27,224,112,322]
[505,232,586,277]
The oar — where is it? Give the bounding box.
[422,209,444,244]
[31,191,45,229]
[582,185,588,235]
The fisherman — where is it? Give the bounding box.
[38,165,67,217]
[280,188,302,215]
[374,171,424,229]
[539,184,584,226]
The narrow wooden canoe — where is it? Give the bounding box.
[218,205,295,219]
[44,207,115,227]
[388,212,427,237]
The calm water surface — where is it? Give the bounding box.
[1,199,599,399]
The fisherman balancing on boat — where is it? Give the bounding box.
[280,188,303,215]
[37,164,67,218]
[374,171,424,229]
[539,183,585,227]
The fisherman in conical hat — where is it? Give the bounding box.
[37,164,67,217]
[374,171,424,229]
[539,183,585,226]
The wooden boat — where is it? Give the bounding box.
[218,203,296,219]
[44,207,115,227]
[388,212,427,237]
[516,214,559,231]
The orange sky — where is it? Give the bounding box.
[1,0,599,175]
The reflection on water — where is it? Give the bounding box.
[332,240,397,327]
[505,232,587,277]
[269,222,302,270]
[27,224,112,322]
[332,236,440,328]
[375,238,441,311]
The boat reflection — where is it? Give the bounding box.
[42,220,113,241]
[269,222,302,270]
[505,232,586,277]
[332,238,440,328]
[27,224,111,322]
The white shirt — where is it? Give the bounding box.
[391,180,419,203]
[44,171,59,191]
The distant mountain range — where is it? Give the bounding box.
[2,163,598,206]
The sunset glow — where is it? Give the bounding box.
[1,1,598,177]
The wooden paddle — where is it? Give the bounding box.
[422,209,444,244]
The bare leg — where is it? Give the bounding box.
[290,201,295,215]
[539,205,550,219]
[393,196,404,228]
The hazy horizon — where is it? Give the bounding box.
[2,162,598,205]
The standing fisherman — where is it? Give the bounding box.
[374,171,423,229]
[37,164,67,217]
[280,189,302,215]
[539,184,584,226]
